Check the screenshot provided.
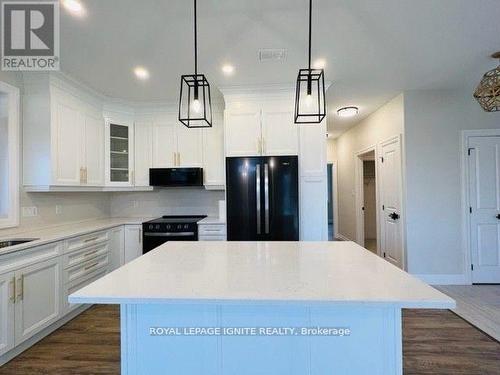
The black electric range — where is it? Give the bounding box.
[142,215,207,254]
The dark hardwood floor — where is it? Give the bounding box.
[0,306,498,374]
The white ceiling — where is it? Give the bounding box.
[60,0,500,136]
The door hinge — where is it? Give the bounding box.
[471,264,474,271]
[362,206,365,211]
[380,157,384,163]
[382,205,385,211]
[468,148,474,156]
[383,252,386,258]
[469,207,472,214]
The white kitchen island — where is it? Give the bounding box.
[69,241,454,375]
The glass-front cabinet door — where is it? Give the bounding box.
[105,118,134,186]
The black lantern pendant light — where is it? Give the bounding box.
[294,0,326,124]
[179,0,212,128]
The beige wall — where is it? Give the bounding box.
[333,94,404,240]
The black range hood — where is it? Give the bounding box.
[149,168,203,187]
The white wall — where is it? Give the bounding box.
[333,94,404,240]
[110,189,224,218]
[404,89,500,277]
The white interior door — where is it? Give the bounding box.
[379,137,403,269]
[468,136,500,283]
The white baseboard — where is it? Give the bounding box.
[413,273,470,285]
[336,233,353,242]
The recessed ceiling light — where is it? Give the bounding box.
[313,58,326,69]
[337,107,359,118]
[222,64,235,75]
[134,66,150,80]
[61,0,85,17]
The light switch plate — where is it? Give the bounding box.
[55,205,62,215]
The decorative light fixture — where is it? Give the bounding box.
[337,106,359,118]
[178,0,212,128]
[294,0,326,124]
[474,52,500,112]
[134,66,150,81]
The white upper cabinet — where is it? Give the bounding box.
[84,113,105,186]
[299,121,327,177]
[225,108,262,157]
[105,117,135,187]
[224,100,298,157]
[176,125,203,167]
[134,121,153,187]
[152,118,203,168]
[152,121,177,168]
[202,111,225,188]
[23,74,105,190]
[261,105,298,156]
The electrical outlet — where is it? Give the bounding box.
[132,201,139,208]
[55,205,62,215]
[22,206,38,217]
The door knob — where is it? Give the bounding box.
[496,214,500,220]
[389,212,400,220]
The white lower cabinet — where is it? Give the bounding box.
[198,223,227,241]
[124,225,142,263]
[14,257,62,345]
[109,226,125,271]
[0,272,15,356]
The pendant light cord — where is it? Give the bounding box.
[308,0,312,71]
[194,0,198,76]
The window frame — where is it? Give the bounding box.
[0,80,20,229]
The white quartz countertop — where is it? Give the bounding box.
[197,216,226,224]
[0,217,152,256]
[69,241,455,309]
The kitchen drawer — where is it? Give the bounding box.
[198,224,226,236]
[198,235,226,241]
[65,230,109,254]
[63,243,109,269]
[0,241,62,275]
[64,267,108,314]
[64,254,108,285]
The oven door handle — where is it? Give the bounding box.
[144,232,195,237]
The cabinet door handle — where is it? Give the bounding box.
[262,138,266,155]
[177,152,181,166]
[257,138,261,155]
[9,277,15,303]
[173,152,176,166]
[85,168,88,184]
[16,275,24,302]
[80,167,84,184]
[139,229,142,244]
[131,170,135,184]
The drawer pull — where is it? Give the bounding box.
[83,249,99,257]
[204,229,222,232]
[84,237,99,243]
[84,262,99,271]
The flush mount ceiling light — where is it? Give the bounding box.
[337,106,359,118]
[178,0,212,128]
[134,66,150,80]
[294,0,326,124]
[61,0,85,17]
[222,64,235,75]
[474,52,500,112]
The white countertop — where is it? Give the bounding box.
[197,216,226,225]
[69,241,455,309]
[0,217,152,256]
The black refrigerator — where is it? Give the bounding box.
[226,156,299,241]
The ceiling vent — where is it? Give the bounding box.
[258,49,287,62]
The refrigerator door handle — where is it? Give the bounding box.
[256,164,261,235]
[264,163,270,234]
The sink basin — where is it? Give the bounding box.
[0,238,39,249]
